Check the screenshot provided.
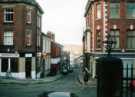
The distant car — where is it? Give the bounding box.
[130,80,135,91]
[38,91,78,97]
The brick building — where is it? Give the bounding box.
[47,32,63,75]
[83,0,135,78]
[0,0,43,79]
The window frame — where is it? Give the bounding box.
[126,3,135,19]
[109,3,120,19]
[126,30,135,49]
[110,30,120,49]
[96,3,101,19]
[3,31,13,45]
[4,8,14,23]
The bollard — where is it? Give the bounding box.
[96,56,123,97]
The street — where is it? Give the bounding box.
[0,68,96,97]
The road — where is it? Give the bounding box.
[0,68,96,97]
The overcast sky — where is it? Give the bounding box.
[37,0,87,45]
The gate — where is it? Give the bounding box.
[121,63,135,97]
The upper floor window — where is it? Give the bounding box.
[37,15,41,28]
[37,29,41,47]
[25,29,32,46]
[4,31,13,45]
[110,3,120,19]
[126,3,135,19]
[96,31,101,49]
[126,31,135,49]
[26,8,32,24]
[110,30,120,49]
[96,3,101,19]
[4,8,14,23]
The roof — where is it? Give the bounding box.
[84,0,94,17]
[0,0,43,14]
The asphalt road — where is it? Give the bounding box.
[0,68,96,97]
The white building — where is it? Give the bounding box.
[41,33,51,77]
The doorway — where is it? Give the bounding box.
[25,58,31,78]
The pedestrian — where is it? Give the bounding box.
[83,67,90,85]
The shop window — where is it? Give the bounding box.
[11,58,18,72]
[1,58,8,72]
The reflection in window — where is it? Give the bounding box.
[126,3,135,19]
[126,31,135,49]
[110,3,120,18]
[110,30,120,49]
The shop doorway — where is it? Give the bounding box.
[25,58,31,78]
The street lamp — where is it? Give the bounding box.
[103,33,116,56]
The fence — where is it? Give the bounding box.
[121,64,135,97]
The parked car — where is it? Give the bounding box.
[130,80,135,91]
[38,91,78,97]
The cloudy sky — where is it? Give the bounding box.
[37,0,87,45]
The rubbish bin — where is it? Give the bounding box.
[96,56,123,97]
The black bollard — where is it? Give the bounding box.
[96,56,123,97]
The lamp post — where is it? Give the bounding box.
[103,33,116,56]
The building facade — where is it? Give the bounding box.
[84,0,135,78]
[0,0,43,79]
[41,33,51,77]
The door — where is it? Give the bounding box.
[25,58,31,78]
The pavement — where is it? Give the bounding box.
[0,74,63,85]
[77,74,97,87]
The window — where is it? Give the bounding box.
[4,31,13,45]
[1,58,8,72]
[126,3,135,19]
[126,31,135,49]
[11,58,18,72]
[96,31,101,48]
[26,8,32,24]
[37,15,41,28]
[96,3,101,19]
[4,8,14,23]
[110,30,120,49]
[110,3,120,18]
[37,29,41,47]
[25,30,32,46]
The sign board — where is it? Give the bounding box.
[0,53,19,58]
[25,53,32,57]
